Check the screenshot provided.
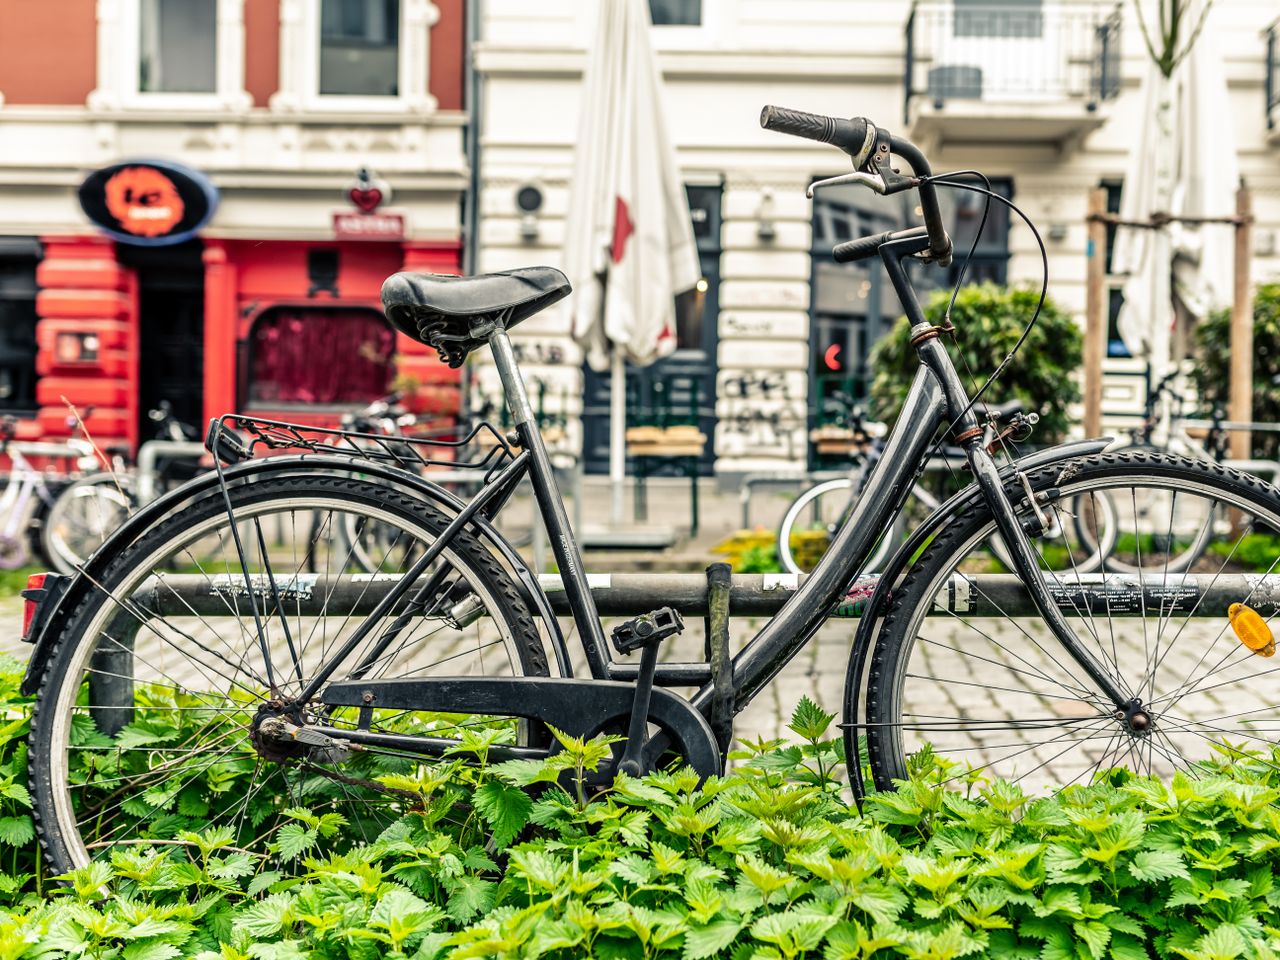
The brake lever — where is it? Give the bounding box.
[807,171,886,198]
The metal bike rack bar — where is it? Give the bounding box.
[130,571,1280,619]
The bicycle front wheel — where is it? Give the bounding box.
[861,451,1280,793]
[777,478,899,575]
[29,473,549,874]
[41,473,134,575]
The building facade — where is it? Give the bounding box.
[475,0,1280,476]
[0,0,468,451]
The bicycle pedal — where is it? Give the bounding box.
[611,607,684,655]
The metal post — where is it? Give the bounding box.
[1084,187,1108,438]
[610,349,626,525]
[1229,185,1254,462]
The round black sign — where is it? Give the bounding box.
[78,159,219,247]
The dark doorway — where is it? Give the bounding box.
[582,183,722,476]
[118,240,205,437]
[0,238,41,414]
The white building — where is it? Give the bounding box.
[475,0,1280,477]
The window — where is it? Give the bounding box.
[248,307,395,407]
[139,0,217,94]
[953,0,1043,39]
[320,0,400,97]
[649,0,701,26]
[0,243,40,414]
[89,0,248,111]
[1102,179,1131,357]
[936,177,1013,287]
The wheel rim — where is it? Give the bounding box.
[871,472,1280,793]
[42,490,538,869]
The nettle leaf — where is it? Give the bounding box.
[1129,849,1189,882]
[445,875,494,926]
[272,824,316,862]
[787,696,835,742]
[233,892,295,939]
[471,780,532,849]
[122,943,182,960]
[682,919,743,960]
[1072,919,1111,960]
[246,872,282,898]
[0,815,34,846]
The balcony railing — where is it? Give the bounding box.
[1268,19,1278,131]
[904,1,1122,125]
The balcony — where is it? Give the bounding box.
[1268,18,1279,141]
[904,1,1122,151]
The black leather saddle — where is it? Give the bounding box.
[381,266,571,368]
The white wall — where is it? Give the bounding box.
[479,0,1280,472]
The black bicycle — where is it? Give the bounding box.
[24,106,1280,874]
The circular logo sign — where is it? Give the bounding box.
[78,159,218,246]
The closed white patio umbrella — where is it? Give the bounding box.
[1112,0,1237,395]
[562,0,701,524]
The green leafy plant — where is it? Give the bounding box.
[1192,282,1280,460]
[870,283,1083,443]
[8,661,1280,958]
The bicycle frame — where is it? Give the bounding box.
[472,230,1133,722]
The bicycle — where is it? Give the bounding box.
[22,106,1280,874]
[778,393,1037,574]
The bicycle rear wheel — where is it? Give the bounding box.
[41,473,134,575]
[29,473,549,874]
[860,451,1280,793]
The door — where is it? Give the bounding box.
[0,239,40,414]
[120,240,205,437]
[581,183,722,476]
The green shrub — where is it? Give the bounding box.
[6,660,1280,958]
[1193,282,1280,460]
[869,284,1083,444]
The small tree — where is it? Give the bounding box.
[1192,282,1280,460]
[869,284,1083,444]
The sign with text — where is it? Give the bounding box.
[332,211,405,241]
[79,159,218,246]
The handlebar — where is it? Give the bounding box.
[761,105,951,266]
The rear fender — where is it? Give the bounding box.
[842,437,1112,804]
[21,455,568,695]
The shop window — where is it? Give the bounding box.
[248,307,395,407]
[139,0,216,93]
[650,0,701,26]
[937,177,1013,288]
[0,247,39,414]
[1102,179,1131,358]
[321,0,400,96]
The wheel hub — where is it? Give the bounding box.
[250,700,351,763]
[1113,699,1153,736]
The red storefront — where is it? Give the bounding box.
[25,229,461,451]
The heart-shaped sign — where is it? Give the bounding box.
[349,187,383,213]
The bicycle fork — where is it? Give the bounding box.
[913,333,1138,720]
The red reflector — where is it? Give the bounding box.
[21,573,48,640]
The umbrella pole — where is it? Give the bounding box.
[610,349,626,526]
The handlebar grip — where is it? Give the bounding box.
[832,225,929,263]
[760,105,874,162]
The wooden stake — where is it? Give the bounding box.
[1229,185,1254,461]
[1084,187,1108,439]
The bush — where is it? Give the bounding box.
[1192,283,1280,460]
[7,660,1280,957]
[869,284,1083,444]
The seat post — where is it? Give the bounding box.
[486,322,613,673]
[486,326,534,426]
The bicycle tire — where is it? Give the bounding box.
[777,478,897,576]
[29,473,549,874]
[40,472,134,575]
[858,450,1280,793]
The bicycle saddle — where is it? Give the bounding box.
[381,266,571,367]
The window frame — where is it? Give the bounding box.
[273,0,439,115]
[90,0,250,112]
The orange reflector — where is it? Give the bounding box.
[1229,603,1275,657]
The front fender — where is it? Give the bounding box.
[21,455,569,695]
[842,436,1112,804]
